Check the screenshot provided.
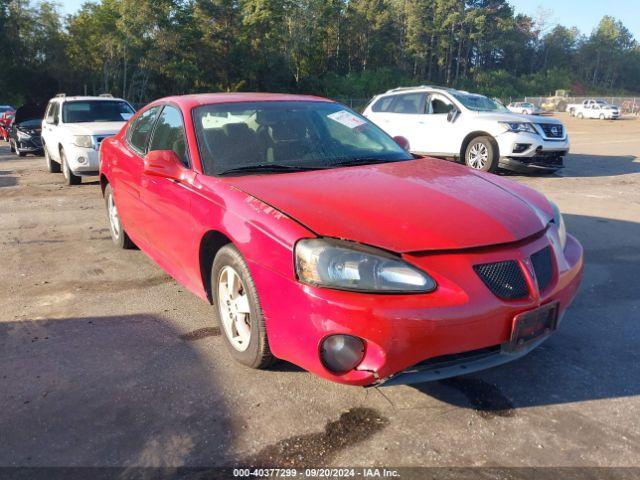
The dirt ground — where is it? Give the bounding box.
[1,113,639,472]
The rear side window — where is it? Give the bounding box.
[148,106,189,166]
[389,93,424,114]
[127,106,161,153]
[371,96,395,112]
[372,93,425,114]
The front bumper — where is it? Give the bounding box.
[499,151,567,173]
[250,229,583,386]
[495,131,569,172]
[16,135,43,153]
[380,336,550,386]
[65,144,100,176]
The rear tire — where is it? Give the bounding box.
[212,244,274,369]
[105,184,136,249]
[45,146,61,173]
[464,136,498,173]
[61,148,81,185]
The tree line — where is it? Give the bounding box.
[1,0,639,106]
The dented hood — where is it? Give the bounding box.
[226,158,552,252]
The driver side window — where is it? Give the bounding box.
[426,94,454,115]
[148,105,190,167]
[127,106,161,154]
[45,102,59,124]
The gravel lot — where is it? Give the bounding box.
[1,113,639,471]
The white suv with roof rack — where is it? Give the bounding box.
[41,94,135,185]
[363,86,569,173]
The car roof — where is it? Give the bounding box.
[381,85,462,96]
[148,92,333,110]
[50,96,128,103]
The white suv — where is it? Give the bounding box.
[41,94,135,184]
[363,86,569,173]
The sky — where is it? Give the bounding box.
[59,0,639,39]
[508,0,639,38]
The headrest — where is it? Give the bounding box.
[255,110,282,126]
[223,122,251,137]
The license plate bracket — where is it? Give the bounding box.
[505,302,559,352]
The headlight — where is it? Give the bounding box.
[16,130,31,140]
[499,122,537,134]
[550,202,567,250]
[295,238,436,293]
[74,135,94,148]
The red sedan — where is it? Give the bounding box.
[0,110,15,141]
[99,93,583,386]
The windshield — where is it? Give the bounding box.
[17,119,41,128]
[62,100,135,123]
[193,101,413,176]
[452,93,509,112]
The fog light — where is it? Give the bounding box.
[513,143,531,153]
[320,334,365,373]
[77,156,87,164]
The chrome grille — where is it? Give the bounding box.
[94,136,109,150]
[538,123,564,138]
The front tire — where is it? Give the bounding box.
[61,148,81,185]
[599,113,605,120]
[464,136,498,173]
[577,112,584,119]
[44,145,61,173]
[105,184,135,249]
[212,245,274,369]
[13,140,26,157]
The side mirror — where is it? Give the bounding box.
[447,108,459,123]
[144,150,184,181]
[393,135,410,151]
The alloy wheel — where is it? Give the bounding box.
[468,142,489,169]
[107,193,121,240]
[218,266,252,352]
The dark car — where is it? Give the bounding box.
[9,103,45,157]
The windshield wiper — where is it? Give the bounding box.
[218,164,328,176]
[328,157,399,167]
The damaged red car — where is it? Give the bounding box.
[0,110,15,141]
[99,93,583,386]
